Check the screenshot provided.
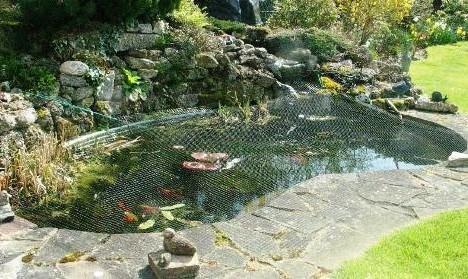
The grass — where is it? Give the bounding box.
[334,208,468,278]
[410,41,468,112]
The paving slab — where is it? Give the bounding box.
[0,111,467,278]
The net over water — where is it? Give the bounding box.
[20,94,467,233]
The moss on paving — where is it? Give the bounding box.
[334,208,468,278]
[410,42,468,112]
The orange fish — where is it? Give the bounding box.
[123,211,138,223]
[159,188,183,199]
[117,201,132,211]
[140,205,159,215]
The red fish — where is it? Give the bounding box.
[117,201,132,212]
[123,211,138,223]
[140,205,159,215]
[159,188,183,199]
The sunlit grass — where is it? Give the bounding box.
[410,42,468,112]
[334,209,468,278]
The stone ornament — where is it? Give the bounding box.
[148,228,200,279]
[0,190,15,223]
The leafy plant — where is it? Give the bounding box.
[121,68,149,102]
[267,0,338,29]
[171,0,209,28]
[0,54,58,94]
[209,17,248,34]
[336,0,413,43]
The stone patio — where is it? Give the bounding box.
[1,111,467,279]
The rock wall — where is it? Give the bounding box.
[207,0,262,25]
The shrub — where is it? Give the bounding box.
[171,0,208,28]
[0,54,58,94]
[18,0,182,30]
[7,133,72,202]
[209,17,248,34]
[410,14,464,48]
[335,0,413,43]
[369,25,413,57]
[320,76,343,92]
[267,0,338,29]
[266,28,352,62]
[18,0,96,29]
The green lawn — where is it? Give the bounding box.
[334,209,468,278]
[410,42,468,112]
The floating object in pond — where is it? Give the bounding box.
[172,145,185,150]
[117,201,131,212]
[286,126,297,135]
[123,211,138,223]
[290,154,309,166]
[138,219,156,230]
[140,205,159,215]
[163,228,197,256]
[159,188,183,199]
[191,152,229,163]
[182,161,221,172]
[222,158,243,170]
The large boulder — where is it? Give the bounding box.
[59,61,89,76]
[415,100,458,114]
[207,0,262,25]
[207,0,242,21]
[240,0,262,25]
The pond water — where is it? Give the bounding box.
[22,95,467,233]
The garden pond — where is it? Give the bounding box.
[19,95,467,233]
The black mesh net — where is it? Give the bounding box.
[17,92,467,234]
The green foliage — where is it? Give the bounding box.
[18,0,97,29]
[369,25,414,57]
[267,28,352,62]
[336,0,413,43]
[51,25,121,61]
[18,0,182,30]
[122,68,149,102]
[267,0,338,29]
[0,54,58,94]
[171,0,209,28]
[209,18,248,34]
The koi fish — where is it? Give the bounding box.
[117,201,132,211]
[123,211,138,223]
[159,188,183,199]
[140,204,159,215]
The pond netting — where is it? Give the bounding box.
[19,92,467,234]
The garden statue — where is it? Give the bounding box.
[0,190,15,223]
[163,228,197,256]
[148,228,200,278]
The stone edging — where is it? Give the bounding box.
[1,111,467,279]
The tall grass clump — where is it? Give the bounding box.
[7,133,73,204]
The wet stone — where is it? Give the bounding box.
[230,213,286,236]
[16,265,65,279]
[34,229,108,264]
[213,222,280,259]
[224,266,280,279]
[253,206,329,234]
[92,233,162,261]
[267,191,310,212]
[179,225,216,258]
[202,247,248,269]
[57,260,132,279]
[273,259,318,278]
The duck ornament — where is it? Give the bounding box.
[148,228,200,279]
[0,190,14,223]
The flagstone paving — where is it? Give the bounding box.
[1,111,467,279]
